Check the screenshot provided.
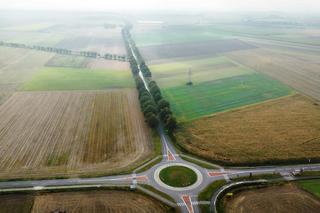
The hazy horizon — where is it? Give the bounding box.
[1,0,320,13]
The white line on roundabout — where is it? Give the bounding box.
[153,162,203,191]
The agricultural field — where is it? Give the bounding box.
[20,67,134,91]
[133,22,320,47]
[227,47,320,101]
[86,58,130,70]
[45,54,90,68]
[0,190,172,213]
[140,39,256,62]
[163,73,293,121]
[225,183,320,213]
[0,46,54,104]
[132,25,230,46]
[0,90,152,179]
[297,179,320,198]
[0,194,34,213]
[176,94,320,165]
[149,56,254,88]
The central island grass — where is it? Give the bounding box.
[297,179,320,198]
[159,166,197,187]
[163,73,293,121]
[20,67,134,91]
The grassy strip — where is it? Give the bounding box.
[180,154,219,169]
[198,180,227,213]
[198,180,227,201]
[230,173,282,182]
[296,179,320,198]
[295,171,320,177]
[139,184,176,203]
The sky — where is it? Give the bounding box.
[1,0,320,12]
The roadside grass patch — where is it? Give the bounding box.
[163,73,293,121]
[20,67,134,91]
[159,166,197,187]
[297,179,320,198]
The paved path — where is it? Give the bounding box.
[1,28,320,213]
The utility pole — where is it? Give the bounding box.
[187,68,193,86]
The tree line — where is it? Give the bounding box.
[122,26,177,134]
[0,41,127,62]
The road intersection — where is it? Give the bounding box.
[1,125,320,213]
[0,27,319,213]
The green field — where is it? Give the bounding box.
[20,67,134,91]
[163,73,293,121]
[298,179,320,198]
[150,56,254,88]
[46,54,90,68]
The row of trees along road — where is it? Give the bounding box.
[122,26,177,134]
[0,41,127,61]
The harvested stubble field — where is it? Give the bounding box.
[176,94,320,165]
[149,56,254,88]
[140,39,256,61]
[0,90,152,179]
[0,190,172,213]
[0,47,54,104]
[227,48,320,101]
[225,183,320,213]
[163,73,293,121]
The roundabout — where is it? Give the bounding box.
[154,162,203,191]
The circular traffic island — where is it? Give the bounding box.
[159,166,197,188]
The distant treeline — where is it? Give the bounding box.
[122,26,177,134]
[0,41,127,62]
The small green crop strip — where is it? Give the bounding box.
[159,166,197,187]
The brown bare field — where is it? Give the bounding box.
[87,58,130,71]
[176,94,320,165]
[0,47,53,105]
[227,48,320,101]
[140,39,256,62]
[0,89,152,179]
[31,190,171,213]
[225,184,320,213]
[0,194,34,213]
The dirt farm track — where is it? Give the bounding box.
[0,89,153,180]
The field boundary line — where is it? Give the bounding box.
[133,155,162,173]
[136,185,177,207]
[180,154,222,169]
